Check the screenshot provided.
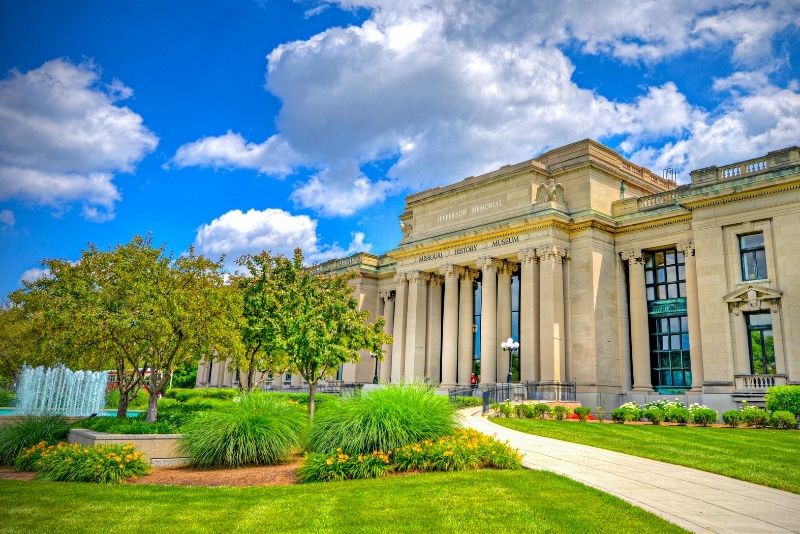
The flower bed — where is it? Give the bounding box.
[17,441,149,483]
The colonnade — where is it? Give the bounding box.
[378,244,570,386]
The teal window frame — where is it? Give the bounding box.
[746,312,776,375]
[739,233,767,281]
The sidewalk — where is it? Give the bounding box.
[460,408,800,533]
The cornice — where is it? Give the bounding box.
[678,180,800,210]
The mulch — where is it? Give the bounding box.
[0,467,35,481]
[126,459,301,487]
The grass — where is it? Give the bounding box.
[309,384,456,454]
[0,470,686,533]
[0,416,71,465]
[492,418,800,493]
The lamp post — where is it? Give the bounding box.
[371,353,379,384]
[500,337,519,384]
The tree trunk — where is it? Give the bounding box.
[247,368,255,392]
[116,390,130,418]
[146,386,158,423]
[308,382,317,421]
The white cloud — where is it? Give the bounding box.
[0,59,158,221]
[0,209,14,227]
[174,1,800,213]
[170,131,302,177]
[20,267,50,283]
[194,207,372,268]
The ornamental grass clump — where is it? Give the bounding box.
[180,393,307,467]
[18,441,149,483]
[0,415,71,465]
[308,384,456,455]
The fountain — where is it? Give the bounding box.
[14,365,109,416]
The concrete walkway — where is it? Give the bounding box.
[460,407,800,533]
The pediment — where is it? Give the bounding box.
[723,284,782,304]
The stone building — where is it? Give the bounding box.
[197,139,800,412]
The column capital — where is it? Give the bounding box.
[393,273,407,285]
[428,273,444,287]
[476,257,504,272]
[460,267,480,282]
[497,260,519,275]
[378,290,396,301]
[620,249,644,264]
[676,240,695,257]
[406,271,431,285]
[536,244,569,263]
[439,264,465,280]
[517,248,540,265]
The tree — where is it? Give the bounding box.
[274,249,392,419]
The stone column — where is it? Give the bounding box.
[621,249,652,391]
[390,274,407,383]
[477,258,501,384]
[518,249,539,381]
[426,275,443,383]
[677,241,704,391]
[537,245,568,382]
[379,291,395,383]
[496,261,518,382]
[457,268,479,385]
[440,265,463,387]
[404,271,429,381]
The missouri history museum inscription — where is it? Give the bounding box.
[417,234,522,263]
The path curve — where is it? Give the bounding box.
[459,407,800,534]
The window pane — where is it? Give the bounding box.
[681,334,690,350]
[645,270,654,284]
[754,250,767,279]
[669,317,680,331]
[748,313,772,327]
[679,282,686,298]
[662,370,671,386]
[668,284,678,298]
[667,267,677,282]
[646,287,655,301]
[666,251,675,265]
[661,335,670,350]
[655,252,664,266]
[740,233,764,249]
[660,318,669,332]
[677,251,685,264]
[645,254,653,268]
[657,268,666,283]
[671,335,681,350]
[749,331,764,374]
[678,265,685,281]
[658,286,667,299]
[680,316,689,331]
[672,370,684,386]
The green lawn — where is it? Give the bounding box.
[492,418,800,493]
[0,470,685,533]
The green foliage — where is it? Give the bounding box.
[163,387,238,402]
[765,385,800,417]
[552,405,570,421]
[180,393,307,467]
[0,389,14,406]
[612,408,637,423]
[72,416,176,435]
[664,405,691,425]
[690,408,717,427]
[493,402,514,418]
[573,406,592,422]
[170,362,198,389]
[298,429,522,483]
[449,396,483,409]
[722,410,741,427]
[0,416,70,465]
[21,442,148,483]
[297,450,393,482]
[308,384,456,455]
[104,388,148,409]
[769,411,797,430]
[531,403,551,419]
[644,408,665,425]
[741,406,770,428]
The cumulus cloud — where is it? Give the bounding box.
[174,0,800,212]
[194,207,372,269]
[0,59,158,221]
[0,209,14,227]
[20,267,50,283]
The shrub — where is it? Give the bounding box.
[514,404,529,418]
[615,402,643,421]
[22,442,149,483]
[664,405,692,425]
[552,405,570,421]
[765,386,800,418]
[104,389,149,410]
[770,411,797,430]
[180,393,307,467]
[0,389,14,407]
[72,416,176,435]
[722,410,741,428]
[573,406,592,422]
[492,402,514,418]
[309,384,456,454]
[531,403,551,419]
[742,406,770,428]
[156,397,228,429]
[691,407,717,427]
[0,416,71,465]
[644,408,665,425]
[297,450,393,482]
[612,407,641,423]
[450,396,483,409]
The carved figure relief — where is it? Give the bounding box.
[535,178,565,204]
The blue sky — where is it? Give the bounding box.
[1,0,798,298]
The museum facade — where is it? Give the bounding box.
[198,139,800,412]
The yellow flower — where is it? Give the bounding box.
[119,463,125,469]
[326,458,334,465]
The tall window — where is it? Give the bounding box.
[644,248,690,390]
[206,360,213,383]
[472,276,482,378]
[740,233,767,281]
[746,312,776,375]
[645,249,686,301]
[510,270,521,381]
